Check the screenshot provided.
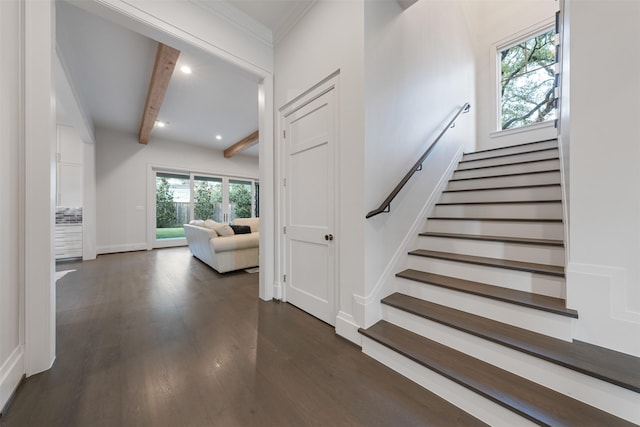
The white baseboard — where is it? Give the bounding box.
[0,346,24,415]
[96,242,148,255]
[335,311,362,346]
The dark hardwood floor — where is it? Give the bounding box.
[0,248,485,427]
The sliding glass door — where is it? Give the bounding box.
[155,172,190,240]
[194,176,223,222]
[154,169,258,246]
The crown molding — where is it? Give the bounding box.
[272,0,317,46]
[190,0,273,48]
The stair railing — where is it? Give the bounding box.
[366,103,471,219]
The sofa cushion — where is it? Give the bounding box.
[214,223,234,237]
[230,225,251,235]
[203,219,219,230]
[231,217,259,233]
[211,232,259,252]
[189,219,206,227]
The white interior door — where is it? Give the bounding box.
[284,87,336,325]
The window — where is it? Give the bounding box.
[499,28,556,130]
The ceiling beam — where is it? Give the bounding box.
[224,130,259,158]
[138,43,180,145]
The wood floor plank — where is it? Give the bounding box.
[0,248,485,427]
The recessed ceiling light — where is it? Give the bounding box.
[155,120,167,128]
[215,135,222,140]
[180,65,192,74]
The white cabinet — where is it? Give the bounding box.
[55,225,83,259]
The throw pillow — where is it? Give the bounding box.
[203,219,218,229]
[229,225,251,235]
[189,219,205,227]
[214,223,234,237]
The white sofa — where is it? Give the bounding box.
[184,217,259,273]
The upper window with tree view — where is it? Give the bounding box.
[500,28,555,130]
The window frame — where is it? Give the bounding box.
[492,18,556,133]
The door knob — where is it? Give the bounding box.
[324,234,334,241]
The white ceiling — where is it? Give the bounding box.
[56,0,298,157]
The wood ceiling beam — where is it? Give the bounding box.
[224,130,259,158]
[138,43,180,145]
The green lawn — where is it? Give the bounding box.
[156,227,185,239]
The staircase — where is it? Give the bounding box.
[359,139,640,426]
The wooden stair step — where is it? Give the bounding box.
[382,293,640,392]
[360,321,637,426]
[419,231,564,247]
[450,168,560,183]
[409,249,565,277]
[396,269,576,317]
[459,147,559,164]
[443,183,561,193]
[462,139,558,157]
[428,217,563,223]
[455,159,559,173]
[436,199,561,206]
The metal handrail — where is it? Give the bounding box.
[366,103,471,219]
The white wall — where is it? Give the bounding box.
[274,0,366,342]
[0,0,25,412]
[460,0,557,151]
[95,127,259,254]
[565,0,640,357]
[363,0,476,327]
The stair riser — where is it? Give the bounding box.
[433,203,563,220]
[406,256,565,298]
[440,186,561,204]
[425,219,564,240]
[462,141,558,162]
[448,171,561,190]
[458,149,559,170]
[361,337,536,427]
[417,236,565,266]
[452,159,560,181]
[381,307,640,425]
[395,278,572,340]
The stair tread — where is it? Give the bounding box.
[450,168,561,183]
[436,199,561,206]
[462,139,557,156]
[428,217,563,223]
[444,183,561,193]
[408,249,565,276]
[397,268,575,317]
[418,232,564,247]
[360,320,637,426]
[455,158,559,173]
[459,147,559,164]
[381,293,640,392]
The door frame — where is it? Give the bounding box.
[277,73,340,319]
